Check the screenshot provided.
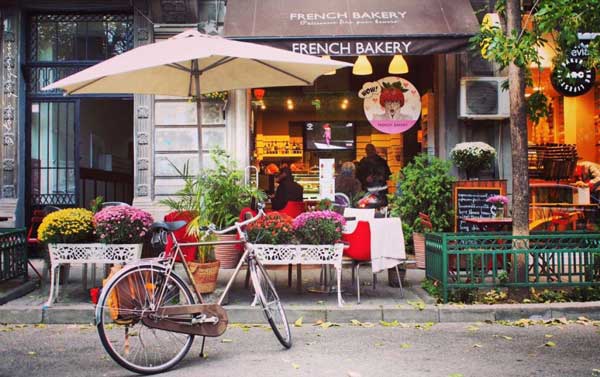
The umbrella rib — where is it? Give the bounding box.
[167,63,192,73]
[252,60,311,85]
[199,57,237,74]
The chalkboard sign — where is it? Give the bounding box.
[454,187,502,232]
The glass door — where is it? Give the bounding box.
[29,100,78,206]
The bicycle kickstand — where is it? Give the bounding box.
[199,336,207,359]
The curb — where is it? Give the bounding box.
[1,301,599,325]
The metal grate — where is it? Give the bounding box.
[0,229,28,282]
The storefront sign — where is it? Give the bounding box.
[359,76,421,134]
[551,40,596,97]
[225,0,480,56]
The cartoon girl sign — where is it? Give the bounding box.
[358,76,421,134]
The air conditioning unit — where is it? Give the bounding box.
[459,77,509,119]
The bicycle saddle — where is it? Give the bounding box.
[151,220,187,232]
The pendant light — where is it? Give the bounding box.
[388,55,409,74]
[352,55,372,75]
[321,55,337,75]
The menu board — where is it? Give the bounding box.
[454,187,502,232]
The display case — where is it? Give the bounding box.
[295,172,320,200]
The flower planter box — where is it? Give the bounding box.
[46,243,142,306]
[249,243,345,306]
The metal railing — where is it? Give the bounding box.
[425,231,600,302]
[0,229,28,282]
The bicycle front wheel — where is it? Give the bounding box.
[96,265,195,375]
[249,260,292,348]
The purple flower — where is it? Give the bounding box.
[486,195,509,205]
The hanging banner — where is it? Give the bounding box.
[359,76,421,134]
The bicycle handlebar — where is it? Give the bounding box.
[207,205,265,236]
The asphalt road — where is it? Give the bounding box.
[0,321,599,377]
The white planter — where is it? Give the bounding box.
[46,243,143,307]
[249,243,345,307]
[250,243,344,267]
[48,243,143,265]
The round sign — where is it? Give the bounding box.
[358,76,421,134]
[551,57,596,97]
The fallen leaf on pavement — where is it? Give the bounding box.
[544,334,553,338]
[294,317,303,327]
[472,344,483,348]
[448,373,464,377]
[292,363,300,369]
[34,324,47,329]
[221,339,233,343]
[467,325,479,332]
[407,300,426,311]
[544,341,556,347]
[319,322,340,329]
[314,320,324,326]
[27,351,36,356]
[400,343,412,349]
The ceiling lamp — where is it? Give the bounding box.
[388,55,409,74]
[321,55,337,76]
[286,98,294,110]
[352,55,372,75]
[340,98,349,110]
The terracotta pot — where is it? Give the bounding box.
[413,232,426,269]
[188,260,220,294]
[214,234,242,269]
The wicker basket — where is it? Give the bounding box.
[214,234,242,269]
[188,260,220,294]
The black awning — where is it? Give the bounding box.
[224,0,480,56]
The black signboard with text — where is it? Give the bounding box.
[454,187,502,232]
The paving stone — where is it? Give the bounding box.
[225,305,269,324]
[0,306,43,324]
[327,305,383,323]
[493,303,553,321]
[382,306,439,323]
[44,305,95,324]
[438,305,495,322]
[550,302,600,320]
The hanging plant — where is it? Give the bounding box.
[202,91,228,101]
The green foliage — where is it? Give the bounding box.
[294,218,340,245]
[90,196,104,214]
[529,288,568,303]
[471,0,600,124]
[481,289,508,304]
[317,199,333,211]
[389,154,456,237]
[161,148,265,236]
[421,278,441,299]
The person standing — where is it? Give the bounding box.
[271,167,303,210]
[356,144,392,206]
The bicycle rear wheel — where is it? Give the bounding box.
[249,259,292,348]
[96,265,195,375]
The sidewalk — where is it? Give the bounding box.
[1,259,599,324]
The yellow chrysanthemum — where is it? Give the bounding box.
[38,208,94,243]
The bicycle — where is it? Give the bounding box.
[94,204,291,375]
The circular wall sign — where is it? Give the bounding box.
[358,76,421,134]
[551,57,596,97]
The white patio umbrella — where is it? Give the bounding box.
[44,29,352,165]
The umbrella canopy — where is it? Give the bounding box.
[43,29,352,96]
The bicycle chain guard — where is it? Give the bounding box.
[142,303,228,337]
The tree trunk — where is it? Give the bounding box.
[506,0,529,282]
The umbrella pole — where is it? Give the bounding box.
[194,61,203,170]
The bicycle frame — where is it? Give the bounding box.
[152,209,264,310]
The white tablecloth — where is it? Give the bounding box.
[368,217,406,273]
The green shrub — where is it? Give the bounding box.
[389,154,456,240]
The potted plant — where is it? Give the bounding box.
[162,148,265,269]
[292,210,346,246]
[187,232,221,294]
[389,154,456,268]
[246,212,295,245]
[449,142,496,179]
[93,205,154,256]
[38,208,95,283]
[486,195,509,218]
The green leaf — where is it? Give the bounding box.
[400,343,412,349]
[448,374,464,377]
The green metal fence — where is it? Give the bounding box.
[425,231,600,302]
[0,228,28,282]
